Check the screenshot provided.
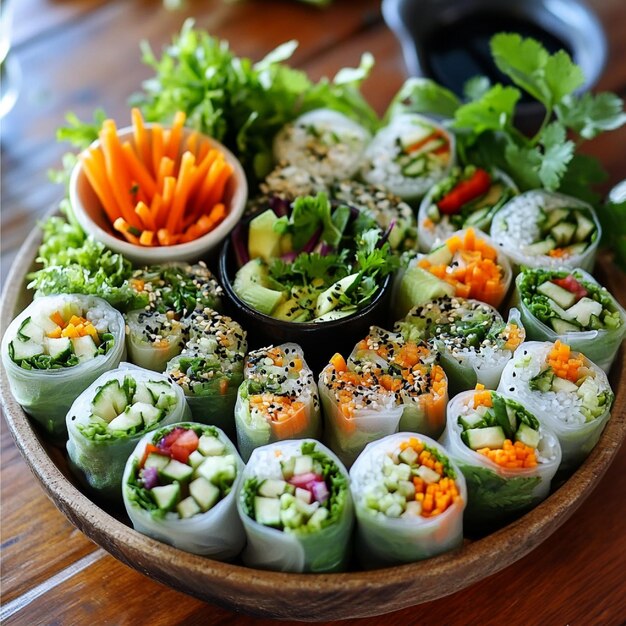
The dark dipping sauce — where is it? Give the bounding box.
[422,10,572,103]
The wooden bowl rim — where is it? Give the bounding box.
[1,215,624,620]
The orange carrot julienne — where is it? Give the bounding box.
[157,156,175,187]
[139,230,155,246]
[131,108,152,173]
[121,141,156,198]
[80,152,121,223]
[151,124,164,180]
[185,130,199,156]
[113,217,140,244]
[135,201,157,231]
[166,151,196,233]
[166,111,186,160]
[204,162,233,210]
[156,175,176,229]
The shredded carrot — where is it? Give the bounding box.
[547,340,583,382]
[330,353,347,373]
[477,439,537,469]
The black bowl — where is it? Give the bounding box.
[218,237,393,375]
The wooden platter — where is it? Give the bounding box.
[1,218,624,621]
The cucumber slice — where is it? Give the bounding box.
[426,244,454,266]
[398,446,418,465]
[574,211,596,242]
[465,426,506,450]
[197,435,226,457]
[133,382,154,405]
[315,274,359,317]
[196,456,236,484]
[144,452,170,471]
[551,376,579,393]
[254,496,282,527]
[280,457,296,480]
[458,412,486,430]
[189,477,220,511]
[44,336,72,360]
[563,297,603,327]
[258,479,289,498]
[151,483,180,511]
[529,369,554,393]
[516,423,540,448]
[10,339,43,361]
[551,221,576,246]
[177,496,201,519]
[543,208,570,230]
[137,403,164,428]
[523,238,556,256]
[414,465,441,483]
[71,335,98,362]
[17,317,44,343]
[551,318,581,334]
[402,158,426,176]
[108,405,144,431]
[537,281,577,309]
[563,242,588,256]
[91,379,128,422]
[399,126,431,150]
[293,455,313,476]
[162,459,194,482]
[188,450,205,468]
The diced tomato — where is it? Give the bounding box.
[437,168,492,215]
[552,275,588,300]
[158,427,186,455]
[169,429,199,463]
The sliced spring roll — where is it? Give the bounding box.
[330,180,417,251]
[361,113,454,200]
[237,439,353,572]
[498,341,613,470]
[393,227,513,319]
[234,344,321,462]
[2,294,126,438]
[66,364,189,501]
[166,309,247,437]
[318,352,404,467]
[440,387,561,526]
[418,166,517,252]
[122,422,245,558]
[347,326,448,438]
[350,433,466,567]
[273,109,371,183]
[490,190,601,271]
[396,297,525,394]
[514,267,626,373]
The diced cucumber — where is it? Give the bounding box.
[294,498,320,518]
[523,238,556,256]
[10,339,43,361]
[108,405,144,431]
[17,317,44,343]
[133,382,154,405]
[397,480,416,499]
[71,335,98,362]
[529,369,554,393]
[403,501,423,517]
[44,336,72,360]
[196,456,236,485]
[426,244,453,266]
[189,476,220,511]
[537,281,577,309]
[574,211,596,242]
[516,423,540,448]
[551,221,576,246]
[589,314,604,330]
[144,452,170,471]
[398,446,418,465]
[414,465,441,484]
[37,314,59,335]
[254,496,282,527]
[162,459,194,482]
[551,376,579,394]
[563,297,603,327]
[177,496,201,519]
[258,479,289,498]
[197,435,226,457]
[91,380,128,421]
[307,507,329,528]
[188,450,205,468]
[293,455,313,476]
[542,208,570,230]
[550,318,581,334]
[563,242,588,256]
[280,457,295,480]
[145,381,176,410]
[151,483,180,511]
[133,402,163,428]
[458,412,486,430]
[295,487,312,503]
[280,505,304,529]
[465,426,506,450]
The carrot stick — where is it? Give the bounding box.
[150,192,163,222]
[131,108,152,173]
[135,201,157,231]
[139,230,155,246]
[113,217,140,244]
[156,175,176,229]
[121,141,156,199]
[151,124,164,181]
[100,126,143,229]
[165,111,186,160]
[204,162,233,209]
[166,151,196,233]
[196,140,210,162]
[157,157,175,188]
[185,131,199,156]
[193,156,225,213]
[80,152,121,224]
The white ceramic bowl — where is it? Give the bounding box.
[69,125,248,265]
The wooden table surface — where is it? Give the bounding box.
[1,1,625,624]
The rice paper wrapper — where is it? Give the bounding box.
[490,191,601,272]
[440,391,561,526]
[350,433,466,567]
[1,294,126,439]
[513,268,626,373]
[417,168,518,253]
[237,439,354,573]
[122,423,245,558]
[66,363,190,501]
[497,341,612,470]
[318,365,404,467]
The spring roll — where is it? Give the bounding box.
[490,190,601,271]
[396,297,525,394]
[66,364,189,501]
[514,267,626,372]
[361,113,454,200]
[122,422,245,558]
[498,341,613,470]
[237,439,353,572]
[418,166,517,252]
[350,433,466,567]
[166,309,247,437]
[440,387,561,526]
[347,326,448,437]
[2,294,126,439]
[234,343,321,462]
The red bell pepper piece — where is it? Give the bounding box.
[437,168,492,215]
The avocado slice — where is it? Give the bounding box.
[248,209,283,261]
